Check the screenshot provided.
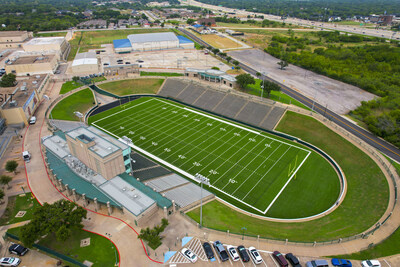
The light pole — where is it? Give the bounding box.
[311,81,321,112]
[195,173,209,228]
[260,72,266,99]
[241,227,247,240]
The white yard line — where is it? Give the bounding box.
[240,145,291,199]
[262,151,311,214]
[92,98,153,124]
[224,141,278,192]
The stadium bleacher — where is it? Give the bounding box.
[157,78,287,131]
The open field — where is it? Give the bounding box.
[98,78,164,96]
[51,88,95,121]
[187,111,388,241]
[140,71,183,77]
[89,97,339,217]
[59,81,81,94]
[200,34,240,49]
[0,194,39,225]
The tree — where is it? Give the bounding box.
[72,76,80,83]
[263,80,281,97]
[5,160,18,174]
[232,60,240,66]
[226,56,232,63]
[277,60,288,70]
[0,175,12,188]
[256,72,261,78]
[211,66,220,70]
[20,200,87,248]
[236,73,255,89]
[138,219,168,250]
[186,18,195,25]
[0,73,16,87]
[0,189,4,203]
[212,48,220,55]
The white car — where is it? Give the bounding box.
[226,245,240,261]
[361,260,381,267]
[0,257,21,266]
[181,248,197,263]
[29,116,36,124]
[248,246,263,265]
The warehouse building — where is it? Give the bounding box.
[23,37,70,60]
[127,32,179,51]
[5,54,58,76]
[177,35,194,49]
[71,52,99,74]
[113,39,132,54]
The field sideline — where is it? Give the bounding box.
[89,97,339,216]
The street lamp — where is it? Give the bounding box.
[241,227,247,240]
[311,81,321,111]
[260,72,267,99]
[195,173,209,228]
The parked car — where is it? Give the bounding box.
[213,241,229,262]
[248,246,263,265]
[306,259,329,267]
[0,257,21,266]
[8,244,28,256]
[332,258,352,267]
[202,242,214,259]
[29,116,36,125]
[136,59,144,63]
[22,151,31,162]
[361,260,381,267]
[125,62,131,64]
[237,245,250,262]
[103,63,109,66]
[181,248,197,263]
[273,251,289,267]
[226,245,239,261]
[285,253,301,267]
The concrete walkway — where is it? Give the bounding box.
[23,81,162,266]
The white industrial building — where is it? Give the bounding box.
[71,52,99,74]
[127,32,180,52]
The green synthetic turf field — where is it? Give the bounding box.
[89,97,339,215]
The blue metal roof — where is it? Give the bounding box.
[177,35,194,44]
[113,39,132,48]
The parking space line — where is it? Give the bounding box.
[211,243,221,264]
[269,253,279,267]
[247,249,256,267]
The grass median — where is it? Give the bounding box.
[98,78,164,96]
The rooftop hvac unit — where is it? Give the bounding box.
[35,75,40,79]
[9,100,17,107]
[20,86,27,91]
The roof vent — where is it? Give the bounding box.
[9,100,17,107]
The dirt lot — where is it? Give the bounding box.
[228,49,376,114]
[201,34,240,49]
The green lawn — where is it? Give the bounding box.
[187,111,389,241]
[7,227,118,267]
[51,89,95,121]
[245,79,311,110]
[333,226,400,260]
[89,98,339,217]
[59,81,81,94]
[0,194,40,225]
[34,32,67,37]
[98,78,164,96]
[140,71,183,77]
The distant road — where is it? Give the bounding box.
[179,28,400,163]
[181,0,400,40]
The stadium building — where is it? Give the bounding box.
[22,37,70,60]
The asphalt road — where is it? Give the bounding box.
[179,28,400,163]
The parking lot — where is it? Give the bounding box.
[166,238,352,266]
[97,44,230,72]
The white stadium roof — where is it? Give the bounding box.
[72,52,97,66]
[25,37,65,46]
[127,32,178,43]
